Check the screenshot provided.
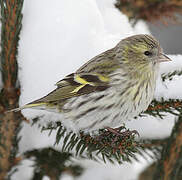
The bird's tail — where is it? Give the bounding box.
[6,102,47,113]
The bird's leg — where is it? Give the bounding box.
[105,127,121,136]
[104,126,139,147]
[91,126,140,146]
[92,127,121,142]
[105,126,140,137]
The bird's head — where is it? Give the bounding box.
[115,34,171,72]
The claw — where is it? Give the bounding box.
[131,130,140,137]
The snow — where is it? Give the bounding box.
[155,55,182,100]
[11,160,34,180]
[76,157,152,180]
[159,55,182,75]
[10,0,182,179]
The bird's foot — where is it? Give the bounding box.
[104,126,139,146]
[105,126,139,137]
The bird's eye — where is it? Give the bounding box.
[144,51,152,56]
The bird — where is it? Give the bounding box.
[9,34,171,134]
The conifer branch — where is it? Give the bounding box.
[153,115,182,180]
[144,99,182,118]
[161,69,182,82]
[39,122,167,163]
[24,147,83,180]
[41,122,141,163]
[0,0,24,179]
[141,139,167,149]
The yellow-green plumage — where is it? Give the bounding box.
[10,34,171,133]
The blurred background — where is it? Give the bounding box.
[148,17,182,54]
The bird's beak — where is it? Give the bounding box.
[158,53,172,63]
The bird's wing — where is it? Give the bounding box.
[36,72,110,103]
[40,48,120,103]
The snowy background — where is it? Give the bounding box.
[11,0,182,179]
